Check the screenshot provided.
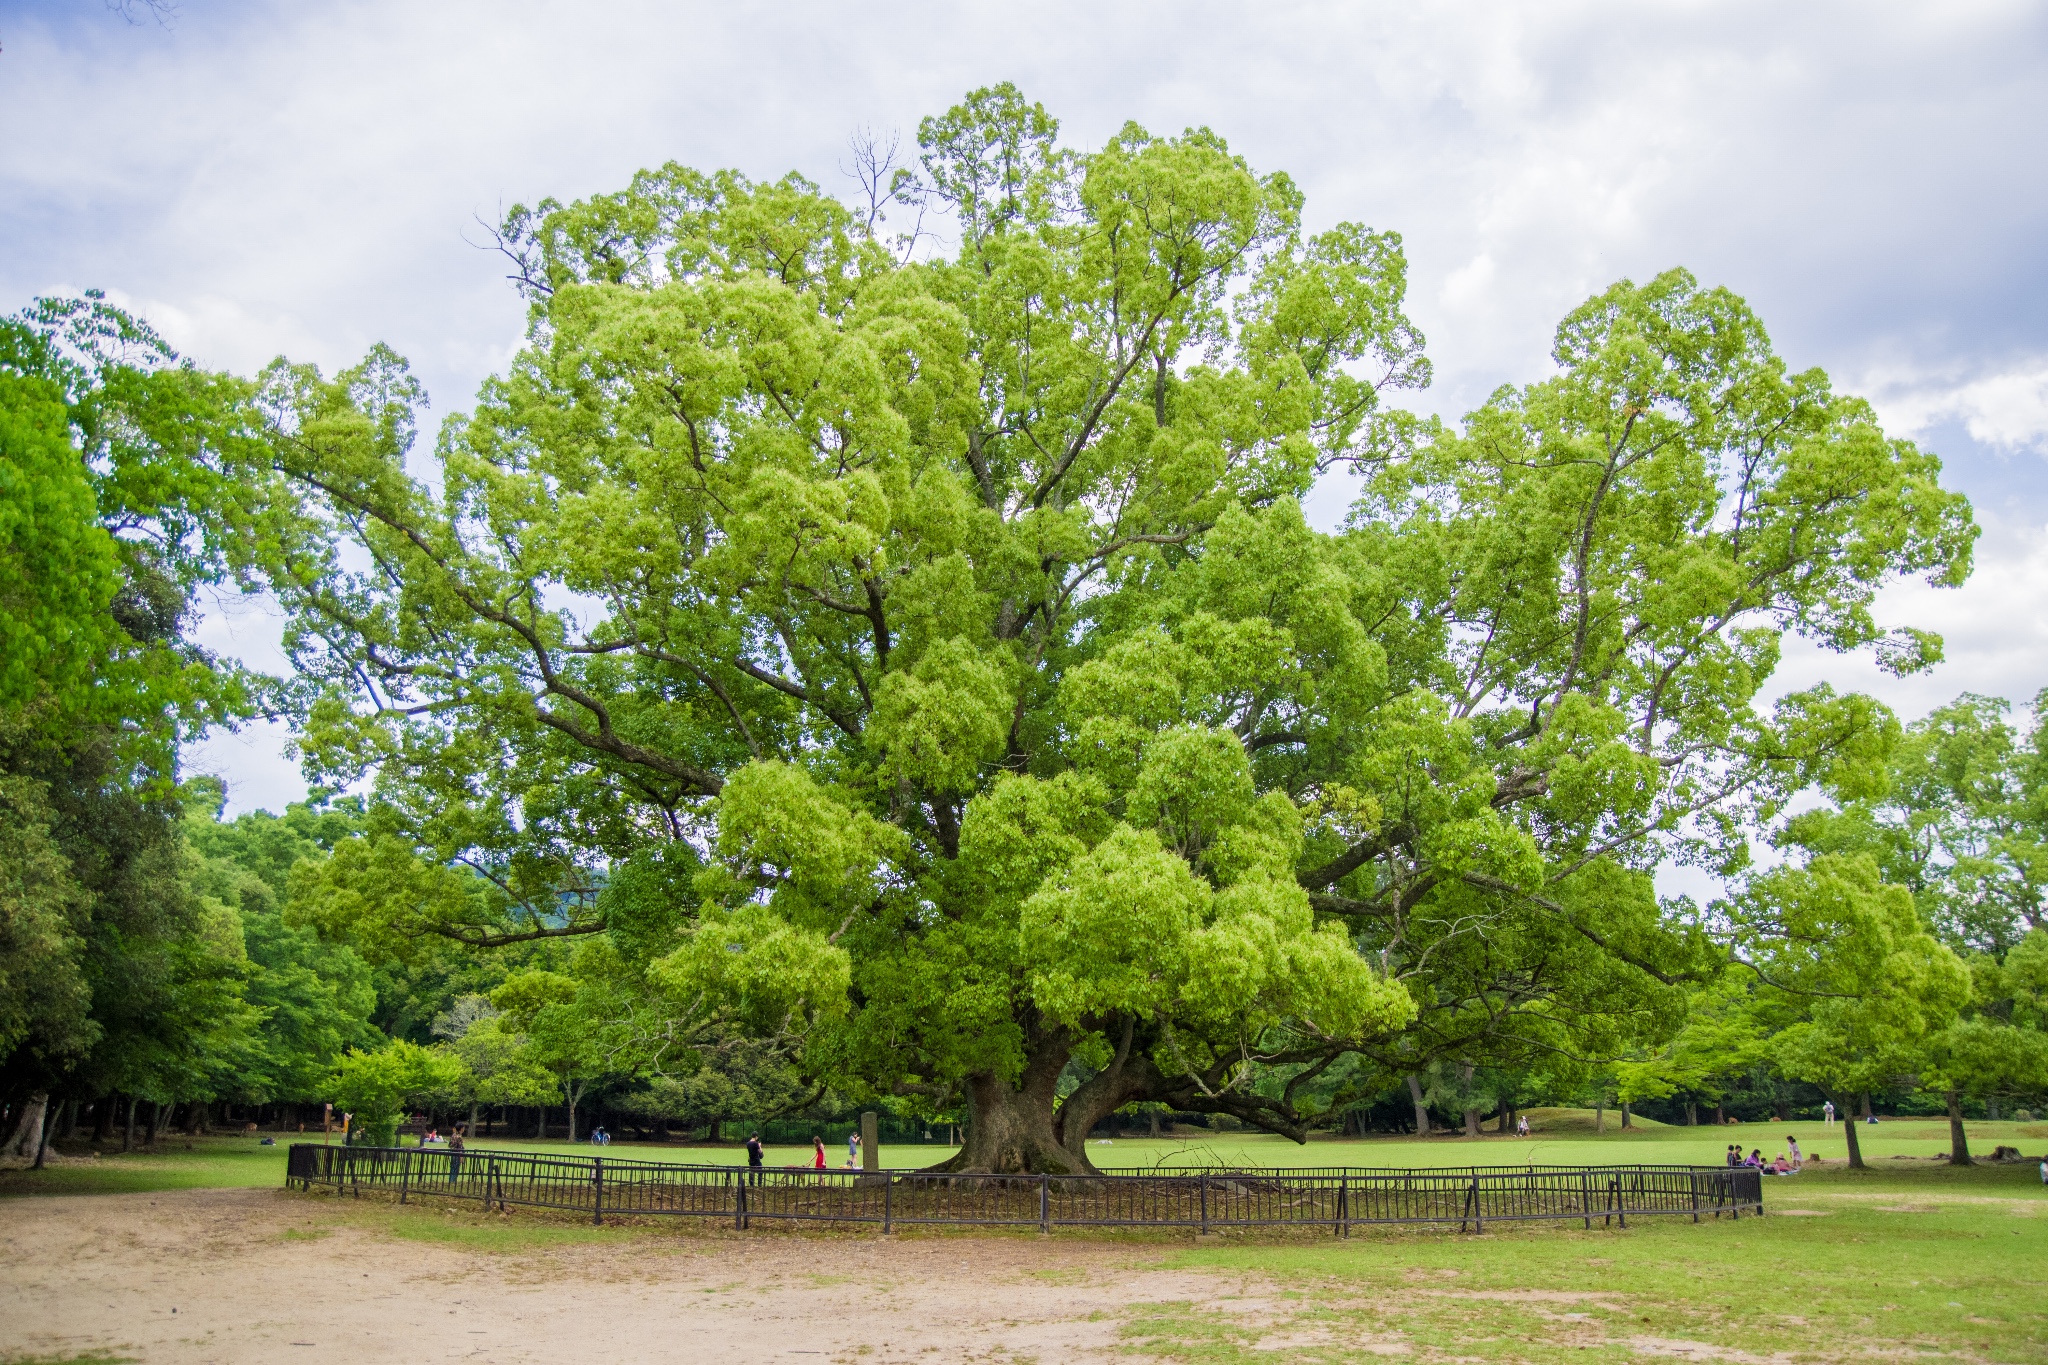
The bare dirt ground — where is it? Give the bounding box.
[0,1187,1261,1363]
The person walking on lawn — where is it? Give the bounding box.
[813,1135,827,1170]
[746,1132,764,1185]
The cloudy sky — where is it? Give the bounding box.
[5,0,2047,818]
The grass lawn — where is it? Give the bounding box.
[4,1111,2043,1194]
[4,1117,2044,1362]
[1125,1158,2048,1364]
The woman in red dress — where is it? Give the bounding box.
[812,1135,826,1169]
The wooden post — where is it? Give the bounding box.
[861,1111,880,1173]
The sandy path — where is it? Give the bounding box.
[0,1187,1258,1363]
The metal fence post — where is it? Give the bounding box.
[883,1174,892,1235]
[1039,1175,1050,1234]
[736,1172,747,1231]
[1689,1171,1699,1223]
[1580,1169,1591,1230]
[1336,1177,1347,1238]
[593,1155,604,1226]
[1469,1177,1482,1235]
[399,1148,411,1204]
[488,1158,500,1211]
[1199,1175,1209,1235]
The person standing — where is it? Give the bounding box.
[812,1135,827,1170]
[449,1125,465,1182]
[1822,1100,1836,1126]
[849,1130,861,1166]
[746,1132,765,1186]
[1787,1135,1803,1171]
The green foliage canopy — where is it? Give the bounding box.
[242,87,1973,1171]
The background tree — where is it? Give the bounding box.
[1738,854,1971,1168]
[327,1039,459,1146]
[0,293,313,1153]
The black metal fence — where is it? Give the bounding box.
[285,1144,1763,1234]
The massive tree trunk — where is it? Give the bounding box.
[1407,1075,1432,1136]
[929,1022,1087,1175]
[1945,1090,1972,1166]
[940,1068,1083,1175]
[929,1017,1178,1176]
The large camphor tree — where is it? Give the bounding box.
[262,86,1974,1173]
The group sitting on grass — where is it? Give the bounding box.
[1727,1139,1803,1174]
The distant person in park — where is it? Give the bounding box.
[1866,1111,1879,1124]
[1726,1144,1741,1167]
[1747,1148,1765,1168]
[746,1132,764,1185]
[1772,1153,1792,1174]
[2039,1159,2046,1186]
[1822,1100,1836,1126]
[449,1126,465,1179]
[1787,1136,1803,1170]
[812,1135,827,1169]
[1516,1115,1529,1137]
[849,1131,861,1165]
[419,1125,430,1149]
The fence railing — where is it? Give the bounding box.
[285,1145,1763,1234]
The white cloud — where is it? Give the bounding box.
[1871,360,2048,454]
[1766,509,2048,720]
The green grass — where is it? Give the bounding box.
[1121,1160,2048,1363]
[4,1116,2040,1198]
[0,1138,290,1196]
[6,1124,2044,1360]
